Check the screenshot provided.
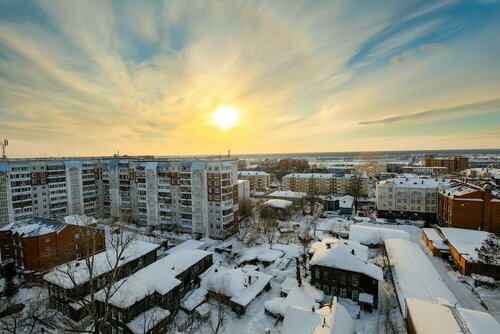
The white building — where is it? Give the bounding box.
[0,157,239,239]
[376,177,449,222]
[237,179,250,202]
[237,171,271,192]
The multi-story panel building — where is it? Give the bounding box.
[282,173,369,196]
[0,157,239,239]
[376,177,450,222]
[237,171,271,192]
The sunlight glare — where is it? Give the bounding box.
[212,105,240,129]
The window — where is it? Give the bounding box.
[339,273,346,284]
[352,290,359,302]
[340,288,347,298]
[315,269,320,279]
[352,274,359,287]
[323,285,330,294]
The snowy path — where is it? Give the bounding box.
[419,242,486,312]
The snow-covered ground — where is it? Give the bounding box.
[419,240,500,322]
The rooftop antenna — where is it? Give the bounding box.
[1,138,8,159]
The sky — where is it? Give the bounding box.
[0,0,499,157]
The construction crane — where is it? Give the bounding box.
[1,138,8,159]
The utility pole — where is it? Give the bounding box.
[1,138,8,159]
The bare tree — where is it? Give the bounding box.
[48,218,144,334]
[249,204,280,246]
[0,285,50,334]
[297,225,314,278]
[346,170,365,214]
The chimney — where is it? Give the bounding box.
[248,275,252,284]
[351,249,355,255]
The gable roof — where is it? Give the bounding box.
[310,238,382,281]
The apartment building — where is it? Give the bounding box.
[282,173,369,196]
[401,166,448,176]
[237,171,271,192]
[0,157,239,240]
[376,177,449,222]
[437,181,499,233]
[424,155,469,173]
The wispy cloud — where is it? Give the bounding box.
[358,98,500,125]
[0,0,499,156]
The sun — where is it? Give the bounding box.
[212,105,240,130]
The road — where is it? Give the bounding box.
[419,242,486,312]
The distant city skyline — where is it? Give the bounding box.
[1,0,499,157]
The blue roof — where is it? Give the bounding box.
[191,161,206,170]
[0,161,9,172]
[64,160,82,169]
[145,162,158,170]
[109,158,120,167]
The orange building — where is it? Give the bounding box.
[424,155,469,173]
[0,216,105,280]
[438,181,500,234]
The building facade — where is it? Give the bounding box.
[97,249,213,334]
[376,177,449,222]
[282,173,369,196]
[401,166,448,176]
[438,181,500,233]
[0,216,105,280]
[0,157,239,240]
[237,171,271,192]
[44,241,159,321]
[424,155,469,173]
[309,238,382,311]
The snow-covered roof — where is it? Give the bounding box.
[265,284,320,317]
[309,238,382,281]
[44,241,159,288]
[422,228,449,250]
[339,196,354,209]
[165,239,206,255]
[1,217,66,237]
[280,297,354,334]
[63,215,98,226]
[378,177,447,188]
[160,249,212,277]
[384,239,457,317]
[349,225,409,246]
[281,277,298,295]
[438,228,490,262]
[281,306,320,333]
[95,255,182,308]
[181,288,208,312]
[95,249,210,309]
[310,238,368,261]
[264,199,293,209]
[283,173,335,179]
[126,307,170,334]
[406,298,500,334]
[238,171,269,176]
[238,245,284,264]
[201,263,272,307]
[268,190,306,199]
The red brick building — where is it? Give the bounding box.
[424,155,469,173]
[438,181,500,234]
[0,216,105,280]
